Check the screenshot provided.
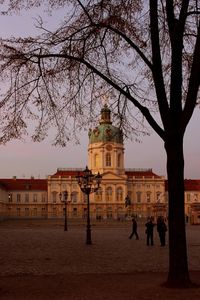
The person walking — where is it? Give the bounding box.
[129,217,139,240]
[145,217,155,246]
[157,216,167,246]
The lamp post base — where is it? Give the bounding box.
[86,225,92,245]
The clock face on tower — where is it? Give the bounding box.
[106,145,112,151]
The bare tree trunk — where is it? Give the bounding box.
[165,133,191,287]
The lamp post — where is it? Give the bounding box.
[59,190,68,231]
[76,166,102,245]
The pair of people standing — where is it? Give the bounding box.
[129,216,167,246]
[145,216,167,246]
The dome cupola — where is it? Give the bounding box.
[88,104,123,144]
[88,104,125,175]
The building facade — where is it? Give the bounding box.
[0,105,200,223]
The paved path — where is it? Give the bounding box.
[0,220,200,299]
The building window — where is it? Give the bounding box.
[41,194,46,202]
[71,192,78,203]
[17,194,21,203]
[95,188,102,201]
[25,194,29,202]
[8,194,13,202]
[73,208,77,216]
[33,208,37,216]
[62,183,67,189]
[96,207,102,219]
[147,192,151,203]
[106,187,112,201]
[117,154,121,168]
[42,207,46,216]
[25,208,29,216]
[136,192,141,203]
[52,192,57,203]
[105,153,111,167]
[16,207,20,215]
[33,194,37,203]
[107,207,112,219]
[116,187,123,202]
[94,153,100,168]
[186,193,190,202]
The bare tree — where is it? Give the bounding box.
[0,0,200,287]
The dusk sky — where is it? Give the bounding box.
[0,5,199,179]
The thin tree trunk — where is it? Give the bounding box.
[165,133,191,287]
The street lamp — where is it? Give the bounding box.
[59,190,69,231]
[76,166,102,245]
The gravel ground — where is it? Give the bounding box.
[0,219,200,299]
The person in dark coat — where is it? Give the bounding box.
[157,216,167,246]
[145,217,155,246]
[129,217,139,240]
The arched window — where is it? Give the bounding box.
[106,153,111,166]
[116,187,123,201]
[106,187,112,201]
[94,153,100,167]
[95,188,102,202]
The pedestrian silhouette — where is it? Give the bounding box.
[129,217,139,240]
[145,217,155,246]
[157,216,167,246]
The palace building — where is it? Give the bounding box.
[0,105,200,224]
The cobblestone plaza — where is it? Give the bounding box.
[0,219,200,299]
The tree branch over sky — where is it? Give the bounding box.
[0,0,200,288]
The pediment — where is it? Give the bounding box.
[101,171,127,181]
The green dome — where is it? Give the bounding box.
[88,105,123,144]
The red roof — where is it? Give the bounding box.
[165,179,200,191]
[0,179,47,191]
[125,169,160,178]
[51,169,84,178]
